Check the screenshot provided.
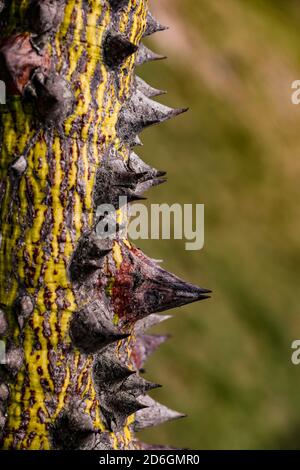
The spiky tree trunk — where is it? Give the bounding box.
[0,0,209,450]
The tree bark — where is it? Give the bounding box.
[0,0,209,450]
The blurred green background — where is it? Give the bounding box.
[134,0,300,450]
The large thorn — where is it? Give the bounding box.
[135,76,166,98]
[103,31,138,68]
[69,232,112,283]
[93,353,135,392]
[120,374,161,397]
[94,156,164,208]
[143,11,168,38]
[70,300,129,354]
[50,402,96,450]
[127,153,167,194]
[111,245,211,322]
[126,152,167,192]
[28,0,65,36]
[117,89,188,142]
[32,72,74,125]
[128,152,166,180]
[0,33,50,95]
[134,173,166,194]
[134,314,172,334]
[132,334,170,370]
[136,43,166,66]
[133,395,185,431]
[108,0,128,11]
[101,392,148,431]
[94,162,147,208]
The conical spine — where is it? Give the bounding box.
[50,402,96,450]
[131,334,170,370]
[133,395,186,431]
[117,89,188,142]
[110,243,210,322]
[103,31,138,69]
[136,43,166,66]
[134,313,172,333]
[135,76,166,98]
[108,0,129,11]
[143,11,169,38]
[70,300,129,353]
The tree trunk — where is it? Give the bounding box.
[0,0,209,450]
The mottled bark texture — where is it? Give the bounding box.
[0,0,210,450]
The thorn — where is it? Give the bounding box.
[15,294,34,330]
[70,300,129,354]
[143,11,169,38]
[156,170,167,177]
[27,0,65,36]
[19,295,34,315]
[106,393,147,415]
[3,346,24,376]
[135,176,167,194]
[51,402,96,450]
[131,135,143,147]
[134,314,172,334]
[119,374,162,397]
[108,0,129,11]
[135,43,166,66]
[69,232,112,283]
[23,80,38,98]
[101,392,148,430]
[30,33,49,52]
[93,353,135,392]
[0,33,51,95]
[127,194,147,203]
[33,73,74,125]
[103,31,138,68]
[10,155,27,176]
[118,90,188,142]
[133,395,186,431]
[0,383,9,402]
[94,162,150,208]
[135,76,166,98]
[131,334,170,369]
[111,245,211,321]
[128,152,165,181]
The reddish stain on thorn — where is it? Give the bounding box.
[0,34,50,95]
